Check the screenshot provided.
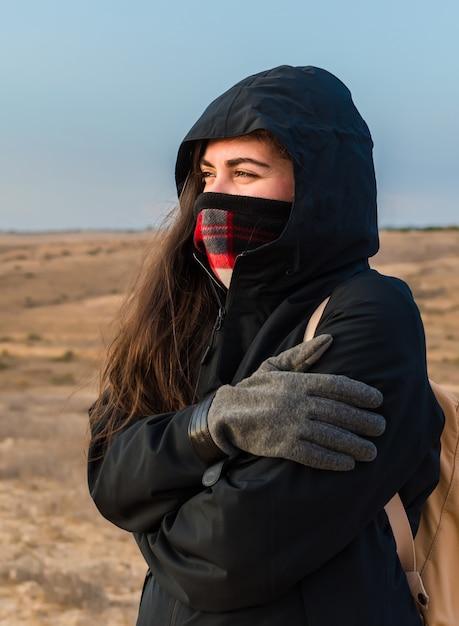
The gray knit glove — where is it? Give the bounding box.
[189,335,385,471]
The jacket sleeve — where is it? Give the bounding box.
[125,272,443,612]
[88,405,214,531]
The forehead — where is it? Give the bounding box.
[202,136,276,161]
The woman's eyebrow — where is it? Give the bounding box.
[227,157,270,168]
[199,157,270,168]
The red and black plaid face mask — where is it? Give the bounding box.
[193,192,291,288]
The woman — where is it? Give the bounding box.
[88,65,443,625]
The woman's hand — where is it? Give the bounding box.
[189,335,385,471]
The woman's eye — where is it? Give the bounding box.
[235,170,257,179]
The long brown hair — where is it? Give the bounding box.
[89,130,291,455]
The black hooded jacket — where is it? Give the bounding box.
[88,66,444,625]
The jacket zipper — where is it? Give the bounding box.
[192,251,226,368]
[200,305,226,366]
[192,304,226,401]
[191,253,227,399]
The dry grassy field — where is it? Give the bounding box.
[0,229,458,625]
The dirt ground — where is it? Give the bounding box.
[0,229,458,625]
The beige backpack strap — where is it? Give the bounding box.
[385,494,417,572]
[385,488,430,609]
[304,297,330,341]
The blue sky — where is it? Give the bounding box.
[1,0,458,231]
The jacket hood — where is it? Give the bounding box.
[176,65,379,288]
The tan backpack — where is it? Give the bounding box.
[385,380,459,626]
[305,299,459,626]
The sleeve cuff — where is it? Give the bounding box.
[188,394,228,464]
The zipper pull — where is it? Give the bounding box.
[214,307,225,331]
[201,307,226,366]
